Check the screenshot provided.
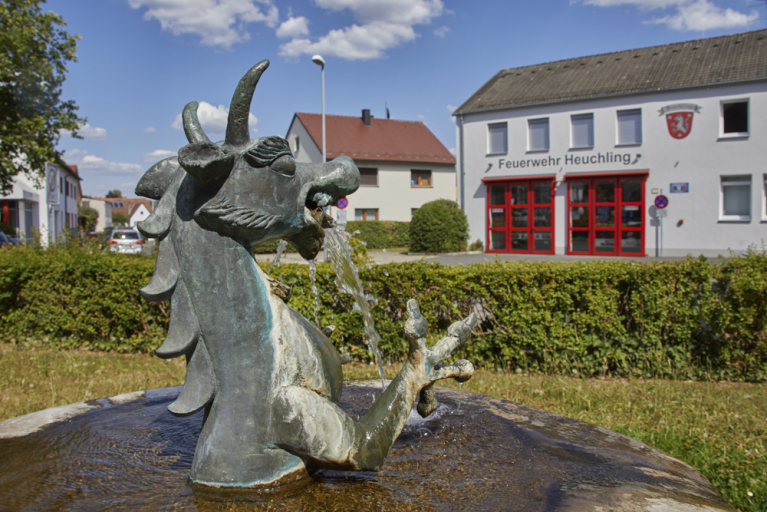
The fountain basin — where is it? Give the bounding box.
[0,383,733,511]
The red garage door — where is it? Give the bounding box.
[486,177,555,255]
[566,174,646,256]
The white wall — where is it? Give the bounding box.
[335,161,457,221]
[86,199,113,233]
[458,80,767,256]
[287,117,324,164]
[129,204,150,227]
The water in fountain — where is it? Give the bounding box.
[323,227,386,387]
[308,260,320,327]
[266,239,289,274]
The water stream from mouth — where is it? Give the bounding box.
[323,227,386,388]
[266,239,289,275]
[308,260,320,327]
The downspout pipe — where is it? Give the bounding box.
[458,113,465,210]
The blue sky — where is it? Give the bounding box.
[47,0,766,197]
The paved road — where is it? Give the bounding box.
[254,250,722,266]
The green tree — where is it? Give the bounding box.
[78,204,97,232]
[0,0,85,193]
[112,211,128,226]
[106,190,122,198]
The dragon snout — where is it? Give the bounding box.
[301,156,360,212]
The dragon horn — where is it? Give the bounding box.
[182,101,211,144]
[225,59,269,147]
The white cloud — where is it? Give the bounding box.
[143,149,176,163]
[62,123,108,140]
[448,147,456,156]
[580,0,683,8]
[64,149,144,175]
[127,0,279,48]
[645,0,758,30]
[279,0,445,60]
[417,114,425,119]
[276,16,309,38]
[171,101,258,136]
[143,126,156,133]
[577,0,758,31]
[434,25,449,38]
[447,104,457,113]
[79,123,108,140]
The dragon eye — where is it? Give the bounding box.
[270,155,296,177]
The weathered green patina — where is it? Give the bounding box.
[134,60,475,490]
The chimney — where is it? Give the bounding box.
[361,109,371,126]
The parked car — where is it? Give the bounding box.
[0,232,18,247]
[109,228,144,255]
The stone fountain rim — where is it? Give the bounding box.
[0,381,394,440]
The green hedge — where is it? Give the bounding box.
[344,220,410,249]
[1,241,765,381]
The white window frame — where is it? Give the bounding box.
[762,174,767,222]
[616,109,642,146]
[570,113,594,149]
[527,118,549,152]
[487,122,508,155]
[720,175,751,222]
[720,98,749,139]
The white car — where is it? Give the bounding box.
[109,229,144,255]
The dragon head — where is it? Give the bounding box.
[135,59,359,260]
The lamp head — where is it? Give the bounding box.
[311,54,325,68]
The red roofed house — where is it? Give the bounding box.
[287,110,456,221]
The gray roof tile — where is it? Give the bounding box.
[455,29,767,115]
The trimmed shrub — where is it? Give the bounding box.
[1,241,765,381]
[344,221,410,249]
[253,238,297,254]
[469,239,484,251]
[409,200,468,253]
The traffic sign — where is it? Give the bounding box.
[337,197,348,209]
[654,195,668,209]
[670,183,689,193]
[656,209,668,218]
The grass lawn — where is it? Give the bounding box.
[1,346,764,512]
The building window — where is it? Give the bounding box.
[355,208,378,221]
[527,118,549,151]
[487,122,507,154]
[293,136,300,153]
[616,109,642,145]
[763,175,767,221]
[720,175,751,221]
[721,99,748,136]
[411,170,432,187]
[359,168,378,186]
[571,113,594,148]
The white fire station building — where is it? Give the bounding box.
[454,29,766,257]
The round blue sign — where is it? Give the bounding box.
[337,197,348,210]
[654,195,668,209]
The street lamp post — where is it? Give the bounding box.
[311,54,326,163]
[312,55,328,262]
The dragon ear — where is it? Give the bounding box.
[178,142,236,190]
[135,157,179,200]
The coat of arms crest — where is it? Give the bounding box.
[659,104,701,140]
